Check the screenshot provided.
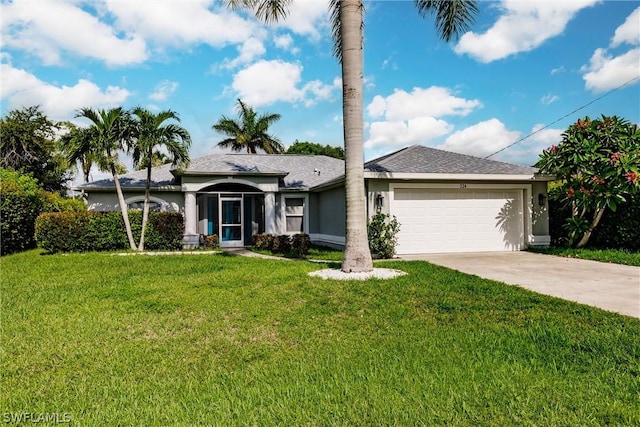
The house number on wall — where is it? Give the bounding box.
[459,184,467,189]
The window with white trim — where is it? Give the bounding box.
[285,197,304,233]
[127,201,161,212]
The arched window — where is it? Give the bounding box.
[127,201,161,212]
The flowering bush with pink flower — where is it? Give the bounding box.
[535,115,640,248]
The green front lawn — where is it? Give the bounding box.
[530,247,640,266]
[2,251,639,425]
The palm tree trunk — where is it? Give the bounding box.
[137,155,153,251]
[575,208,605,248]
[340,0,373,273]
[111,164,137,251]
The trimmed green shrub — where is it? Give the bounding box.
[590,193,640,250]
[251,233,273,250]
[35,211,184,253]
[272,235,291,254]
[548,191,640,250]
[251,233,310,258]
[368,212,400,259]
[200,234,219,249]
[291,233,311,257]
[0,168,85,255]
[41,191,86,213]
[144,212,185,251]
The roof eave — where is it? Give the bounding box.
[179,170,288,177]
[364,172,541,181]
[72,184,182,192]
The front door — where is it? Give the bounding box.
[220,197,243,247]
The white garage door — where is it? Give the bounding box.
[391,188,524,254]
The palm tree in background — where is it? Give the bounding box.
[134,151,172,170]
[212,98,284,154]
[225,0,478,273]
[131,107,191,251]
[59,121,98,183]
[70,107,137,250]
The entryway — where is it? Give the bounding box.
[198,183,265,248]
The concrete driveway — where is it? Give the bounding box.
[400,251,640,318]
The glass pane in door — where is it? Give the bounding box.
[221,199,242,242]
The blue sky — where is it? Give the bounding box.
[2,0,639,182]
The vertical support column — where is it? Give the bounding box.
[183,191,199,249]
[265,192,276,234]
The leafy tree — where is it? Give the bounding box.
[286,140,345,159]
[225,0,478,273]
[535,115,640,248]
[0,105,72,192]
[131,107,191,251]
[212,98,283,154]
[1,168,84,255]
[69,107,138,250]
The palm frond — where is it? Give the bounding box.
[414,0,478,42]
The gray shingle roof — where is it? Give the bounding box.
[76,163,177,189]
[365,145,538,175]
[182,153,345,189]
[77,154,345,190]
[77,145,538,191]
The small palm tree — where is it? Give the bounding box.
[212,99,284,154]
[71,107,137,250]
[131,107,191,251]
[225,0,478,273]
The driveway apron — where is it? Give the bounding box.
[401,251,640,318]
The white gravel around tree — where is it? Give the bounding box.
[309,268,406,281]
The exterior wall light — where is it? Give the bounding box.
[538,193,547,207]
[375,193,384,211]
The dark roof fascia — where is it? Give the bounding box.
[177,170,288,178]
[72,184,182,192]
[310,175,345,192]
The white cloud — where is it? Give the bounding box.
[367,87,481,121]
[438,119,520,158]
[611,7,640,47]
[550,66,565,75]
[149,80,179,102]
[0,63,130,120]
[540,94,559,105]
[582,47,640,92]
[231,60,339,107]
[220,38,266,69]
[0,0,147,66]
[582,8,640,92]
[106,0,256,48]
[455,0,598,63]
[274,33,292,48]
[273,1,330,39]
[367,118,452,149]
[365,86,481,151]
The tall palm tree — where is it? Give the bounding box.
[131,107,191,251]
[225,0,478,273]
[212,98,284,154]
[71,107,137,250]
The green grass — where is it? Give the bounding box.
[2,250,639,426]
[530,247,640,266]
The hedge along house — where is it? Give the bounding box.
[77,145,554,254]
